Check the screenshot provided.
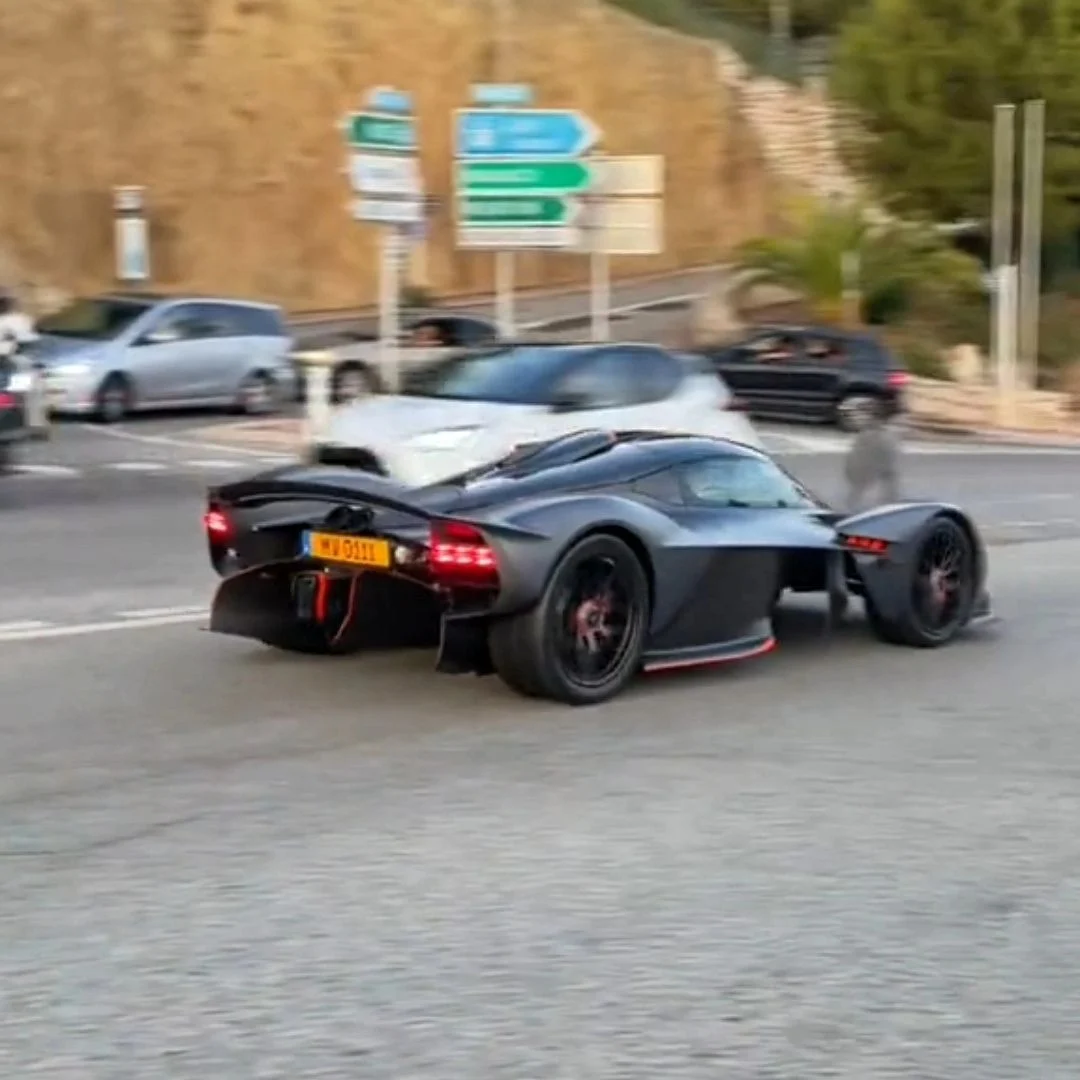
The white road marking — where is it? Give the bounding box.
[116,605,208,619]
[108,461,169,471]
[0,611,206,642]
[12,463,81,476]
[0,619,53,633]
[80,423,297,460]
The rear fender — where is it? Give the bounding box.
[476,493,681,620]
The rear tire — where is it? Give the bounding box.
[95,373,132,424]
[866,516,976,647]
[488,533,649,705]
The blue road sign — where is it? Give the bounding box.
[455,109,599,160]
[471,83,534,107]
[366,86,412,114]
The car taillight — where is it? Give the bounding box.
[887,371,909,388]
[0,392,14,408]
[203,508,232,539]
[843,535,889,554]
[429,521,498,585]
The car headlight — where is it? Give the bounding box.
[7,372,32,392]
[407,427,481,451]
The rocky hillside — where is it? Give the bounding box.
[0,0,788,310]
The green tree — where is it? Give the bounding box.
[831,0,1080,235]
[731,198,984,325]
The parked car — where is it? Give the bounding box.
[293,313,499,403]
[0,356,34,471]
[29,292,295,422]
[313,341,763,487]
[697,325,910,431]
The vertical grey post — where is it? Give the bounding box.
[990,104,1016,388]
[1018,98,1045,389]
[493,0,515,337]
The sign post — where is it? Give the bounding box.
[455,96,599,335]
[344,87,422,394]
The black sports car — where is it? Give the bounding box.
[203,429,993,705]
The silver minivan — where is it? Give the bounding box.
[31,293,296,422]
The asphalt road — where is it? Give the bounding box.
[4,416,1080,1077]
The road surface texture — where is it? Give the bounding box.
[2,510,1080,1077]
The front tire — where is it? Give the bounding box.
[95,373,133,424]
[488,533,649,705]
[237,371,277,415]
[866,516,976,647]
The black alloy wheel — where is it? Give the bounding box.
[550,550,643,692]
[488,533,649,705]
[909,519,973,643]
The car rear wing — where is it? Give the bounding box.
[211,473,437,520]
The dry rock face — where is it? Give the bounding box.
[0,0,781,309]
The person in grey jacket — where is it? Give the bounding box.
[843,400,902,511]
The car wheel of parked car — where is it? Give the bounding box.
[332,363,378,404]
[835,392,880,432]
[237,371,277,415]
[488,533,650,705]
[95,373,133,424]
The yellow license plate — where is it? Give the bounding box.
[304,531,391,569]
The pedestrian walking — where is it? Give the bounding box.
[843,400,902,512]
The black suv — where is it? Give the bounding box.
[697,325,909,431]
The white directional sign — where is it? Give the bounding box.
[581,197,663,255]
[593,155,664,197]
[455,225,582,249]
[348,153,421,198]
[350,197,424,225]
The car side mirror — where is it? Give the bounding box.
[137,329,177,346]
[549,389,590,413]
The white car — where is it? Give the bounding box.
[315,342,763,487]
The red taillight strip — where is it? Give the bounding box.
[428,521,499,583]
[843,535,888,554]
[203,509,231,536]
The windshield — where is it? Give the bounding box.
[401,345,575,404]
[37,297,153,340]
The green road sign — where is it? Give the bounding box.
[460,196,578,226]
[456,160,593,196]
[346,112,416,151]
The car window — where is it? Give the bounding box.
[447,317,497,347]
[679,455,817,509]
[37,297,154,340]
[209,304,284,337]
[554,349,641,409]
[399,345,578,404]
[142,303,207,342]
[619,346,682,403]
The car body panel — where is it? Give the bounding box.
[205,431,991,680]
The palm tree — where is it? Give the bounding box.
[732,198,984,327]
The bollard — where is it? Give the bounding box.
[26,362,50,439]
[295,351,336,461]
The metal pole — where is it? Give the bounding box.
[996,264,1019,427]
[493,0,515,337]
[990,103,1016,387]
[380,226,401,393]
[590,249,610,341]
[1018,98,1045,389]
